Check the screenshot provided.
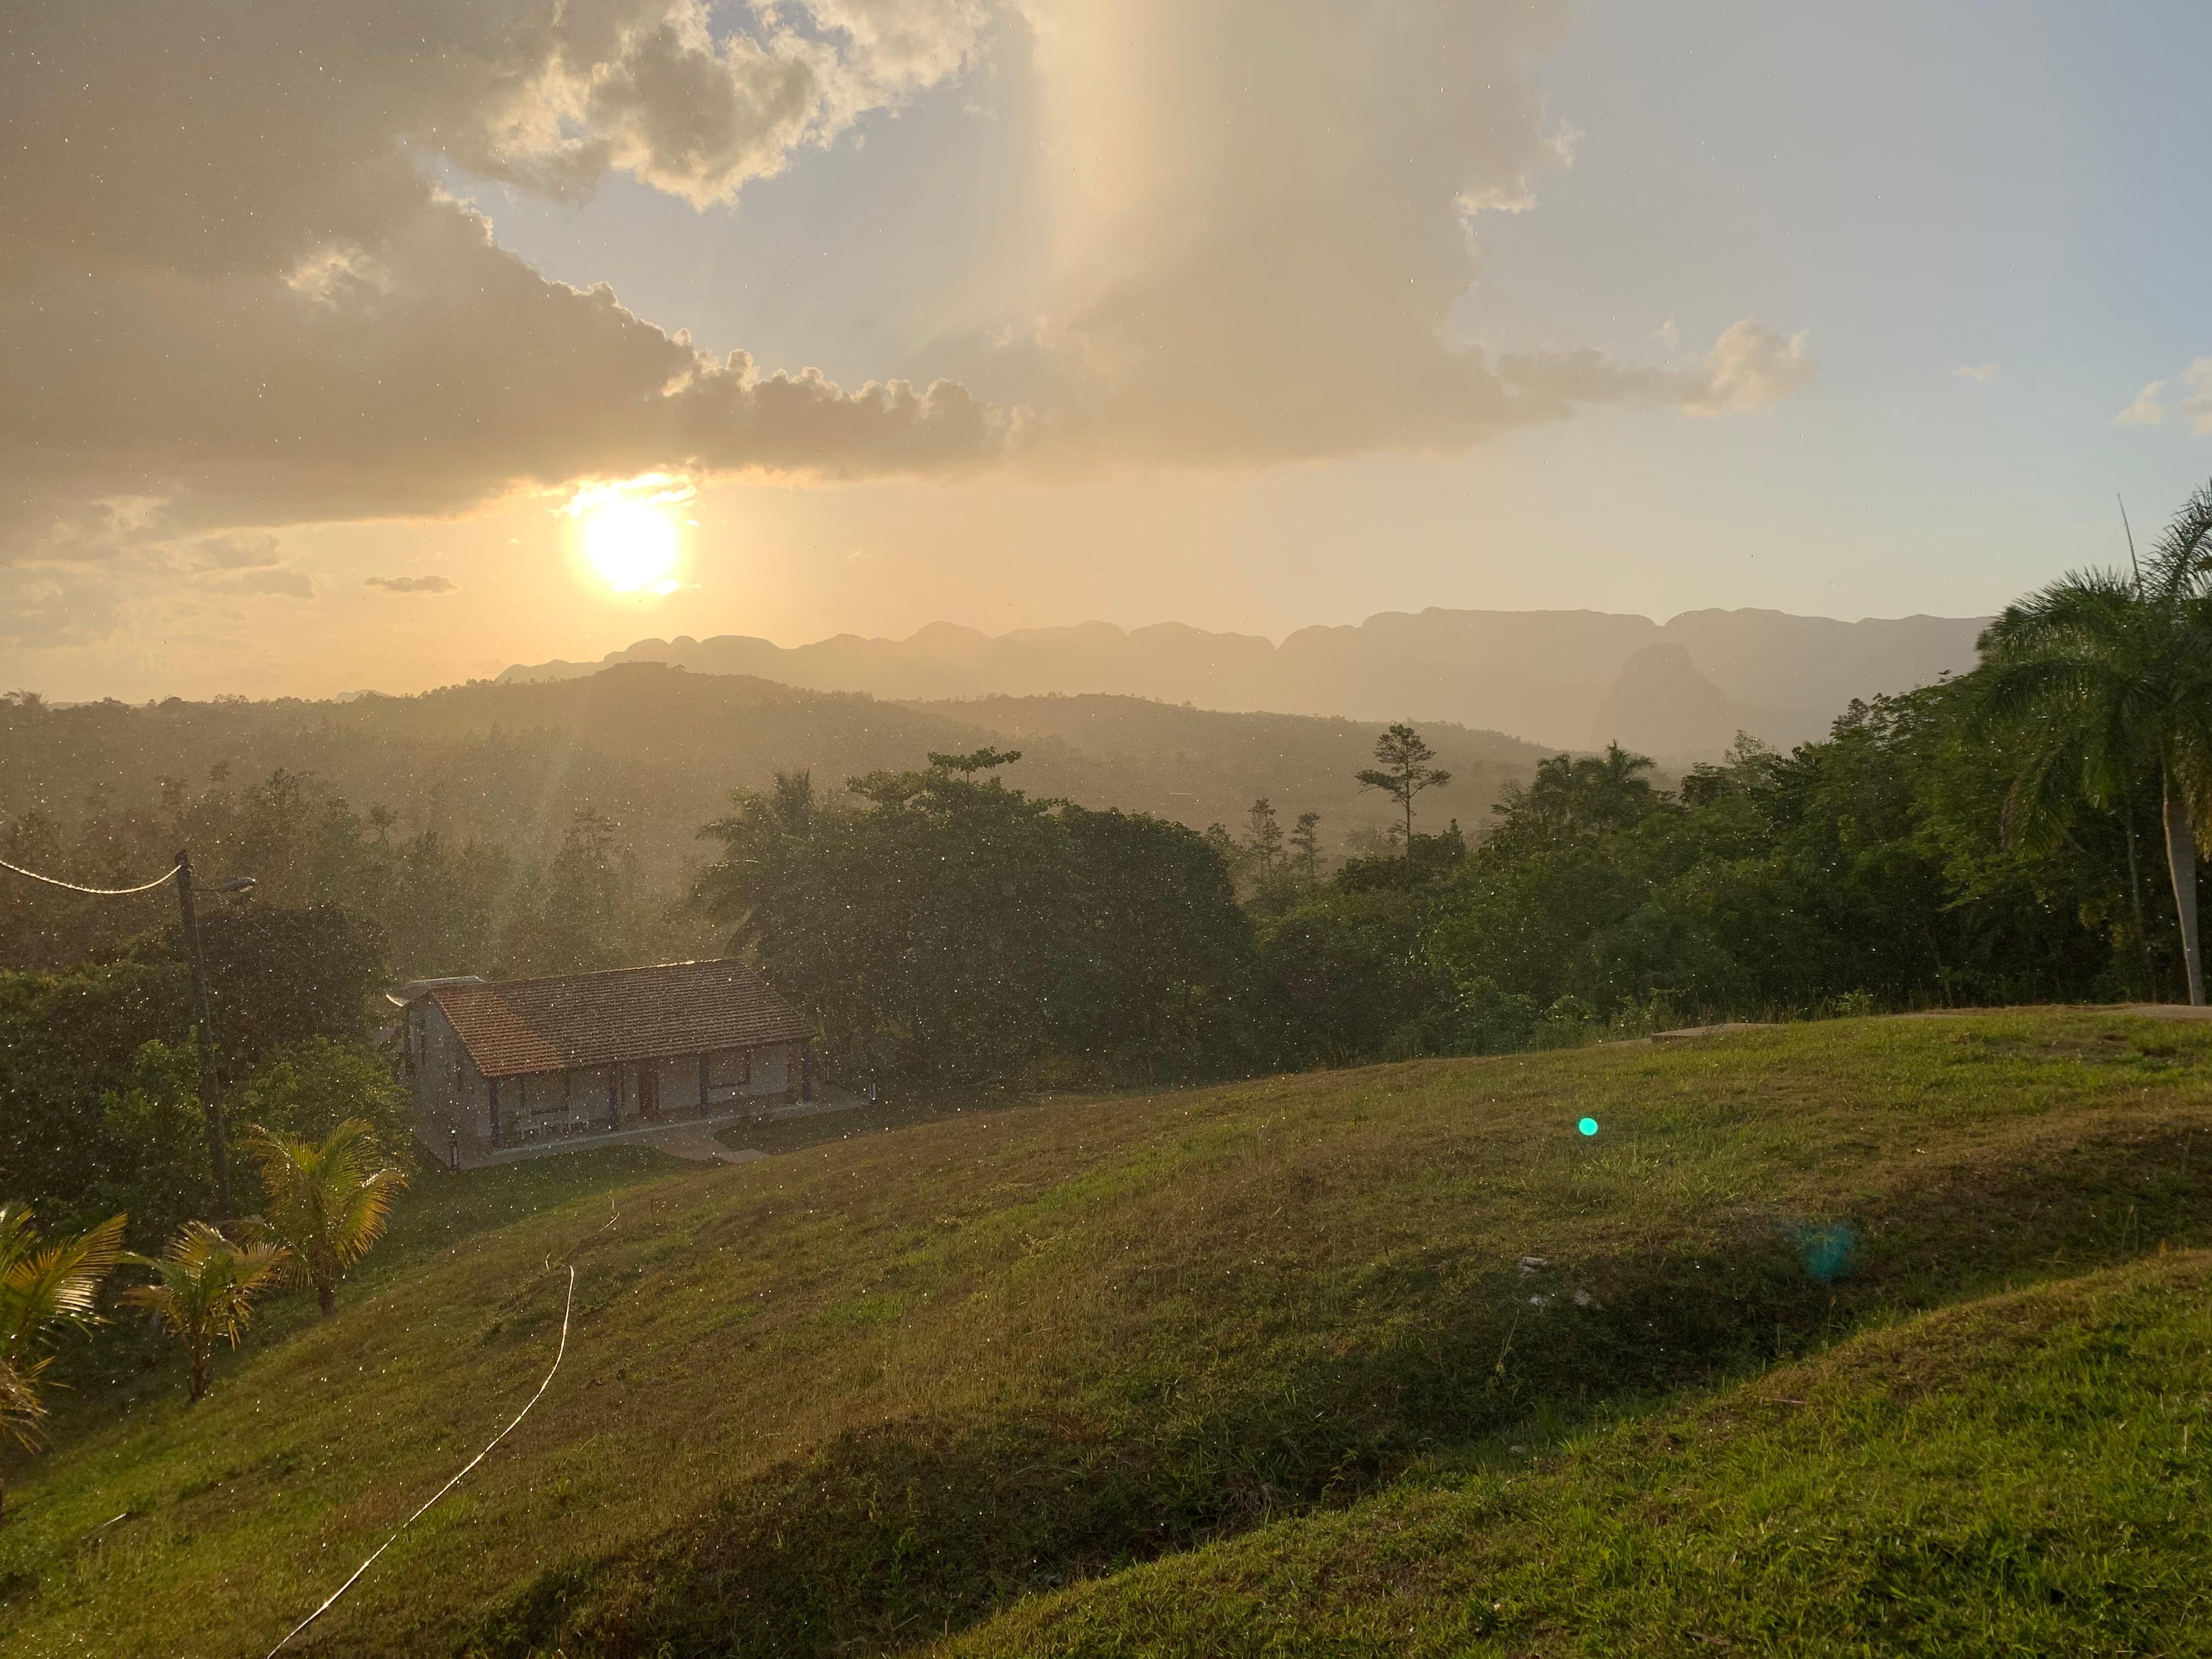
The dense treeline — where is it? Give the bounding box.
[1256,482,2212,1060]
[1259,685,2179,1063]
[0,759,707,978]
[0,906,409,1246]
[697,752,1265,1087]
[687,684,2193,1087]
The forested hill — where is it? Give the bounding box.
[501,608,1985,758]
[899,692,1547,843]
[2,668,984,887]
[0,669,1547,968]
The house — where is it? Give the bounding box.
[392,958,809,1164]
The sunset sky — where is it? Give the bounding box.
[5,1,2210,702]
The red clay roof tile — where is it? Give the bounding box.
[430,958,804,1078]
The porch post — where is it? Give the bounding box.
[487,1074,500,1149]
[608,1065,620,1130]
[699,1052,711,1118]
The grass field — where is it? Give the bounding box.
[946,1246,2212,1657]
[3,1011,2210,1657]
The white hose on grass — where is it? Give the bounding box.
[264,1266,577,1657]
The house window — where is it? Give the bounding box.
[706,1049,752,1095]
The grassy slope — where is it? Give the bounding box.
[5,1011,2211,1657]
[949,1248,2212,1657]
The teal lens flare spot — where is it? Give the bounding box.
[1577,1116,1599,1137]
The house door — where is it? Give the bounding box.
[639,1064,662,1121]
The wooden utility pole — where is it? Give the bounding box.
[174,849,232,1214]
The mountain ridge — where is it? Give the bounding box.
[501,606,1988,758]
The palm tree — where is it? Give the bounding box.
[0,1205,126,1520]
[244,1119,408,1316]
[122,1222,290,1404]
[1975,482,2212,1004]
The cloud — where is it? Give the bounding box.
[992,2,1810,465]
[365,573,460,594]
[1683,320,1819,416]
[1496,319,1818,419]
[191,532,285,571]
[203,567,317,599]
[1,0,1007,565]
[0,0,1815,617]
[1952,362,2000,383]
[0,514,311,642]
[2115,381,2170,425]
[2115,360,2212,434]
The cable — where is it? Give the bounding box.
[0,854,179,896]
[263,1265,578,1657]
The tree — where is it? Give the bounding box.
[1055,807,1262,1080]
[243,1119,408,1316]
[1289,812,1324,885]
[134,901,388,1073]
[0,1205,126,1520]
[698,752,1259,1087]
[122,1222,290,1403]
[1242,799,1284,875]
[1356,724,1450,854]
[232,1038,412,1153]
[1488,743,1662,849]
[1974,482,2212,1004]
[703,750,1067,1084]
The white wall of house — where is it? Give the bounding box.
[404,1000,484,1145]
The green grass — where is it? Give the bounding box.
[3,1011,2210,1657]
[946,1246,2212,1656]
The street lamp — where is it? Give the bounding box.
[173,851,256,1214]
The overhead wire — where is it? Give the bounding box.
[0,854,179,896]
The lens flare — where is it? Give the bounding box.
[1577,1116,1599,1136]
[581,501,679,593]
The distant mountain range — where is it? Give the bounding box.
[502,607,1989,758]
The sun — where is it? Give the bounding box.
[580,500,679,594]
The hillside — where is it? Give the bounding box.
[501,608,1985,758]
[5,1011,2210,1657]
[0,670,1546,901]
[898,693,1546,844]
[952,1248,2212,1657]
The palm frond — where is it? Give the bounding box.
[0,1209,127,1364]
[245,1119,408,1295]
[122,1222,292,1345]
[0,1356,50,1452]
[2145,479,2212,601]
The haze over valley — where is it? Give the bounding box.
[508,603,1986,759]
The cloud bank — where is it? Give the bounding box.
[1011,0,1809,463]
[1,0,1009,564]
[2,0,1814,631]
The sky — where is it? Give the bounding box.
[4,0,2211,702]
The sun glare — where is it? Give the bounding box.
[581,500,679,594]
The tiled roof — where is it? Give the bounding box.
[429,958,805,1079]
